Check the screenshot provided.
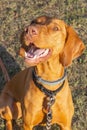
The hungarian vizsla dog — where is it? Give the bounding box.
[0,16,85,130]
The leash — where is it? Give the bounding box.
[46,95,55,130]
[32,69,67,130]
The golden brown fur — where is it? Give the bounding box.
[0,16,85,130]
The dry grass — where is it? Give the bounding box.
[0,0,87,130]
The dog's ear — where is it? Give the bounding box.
[60,25,85,67]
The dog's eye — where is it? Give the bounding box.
[53,27,59,31]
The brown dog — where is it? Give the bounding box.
[0,16,85,130]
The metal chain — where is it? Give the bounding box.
[46,95,55,130]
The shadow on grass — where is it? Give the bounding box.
[0,45,21,91]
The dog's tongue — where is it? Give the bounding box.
[27,44,46,58]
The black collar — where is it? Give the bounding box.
[32,70,66,97]
[33,69,67,86]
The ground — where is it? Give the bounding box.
[0,0,87,130]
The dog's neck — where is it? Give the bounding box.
[35,56,64,82]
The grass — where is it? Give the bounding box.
[0,0,87,130]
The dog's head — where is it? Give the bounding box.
[20,16,85,67]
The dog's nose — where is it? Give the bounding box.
[25,26,38,36]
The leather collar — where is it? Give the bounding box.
[32,69,67,97]
[33,69,67,86]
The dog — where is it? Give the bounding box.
[0,16,85,130]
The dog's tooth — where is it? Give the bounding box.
[25,52,27,57]
[39,49,49,57]
[45,49,49,53]
[43,49,49,55]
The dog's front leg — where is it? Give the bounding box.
[6,120,12,130]
[23,118,34,130]
[22,108,34,130]
[60,126,72,130]
[2,106,13,130]
[23,124,33,130]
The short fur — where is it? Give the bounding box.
[0,16,85,130]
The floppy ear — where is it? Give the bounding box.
[60,25,85,67]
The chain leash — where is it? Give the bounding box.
[32,69,66,130]
[46,95,55,130]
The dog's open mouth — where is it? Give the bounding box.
[24,43,51,63]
